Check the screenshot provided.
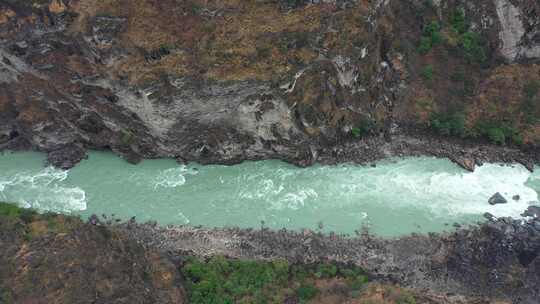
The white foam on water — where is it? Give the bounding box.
[239,179,284,200]
[0,167,86,212]
[275,188,318,210]
[153,166,198,189]
[366,162,538,218]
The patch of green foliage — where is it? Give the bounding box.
[450,8,467,34]
[315,263,337,278]
[181,257,369,304]
[421,64,434,82]
[430,112,465,136]
[0,202,36,223]
[182,256,292,304]
[474,120,523,145]
[460,31,486,64]
[296,284,319,302]
[418,21,442,54]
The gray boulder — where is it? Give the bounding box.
[522,205,540,218]
[488,192,508,205]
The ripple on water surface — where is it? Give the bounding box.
[0,151,538,237]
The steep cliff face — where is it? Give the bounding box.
[0,0,538,167]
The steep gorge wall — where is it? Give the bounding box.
[0,0,538,167]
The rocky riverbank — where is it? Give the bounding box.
[0,202,515,304]
[111,203,540,303]
[2,201,540,303]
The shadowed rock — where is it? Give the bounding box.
[489,192,508,205]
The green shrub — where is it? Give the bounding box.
[450,9,467,34]
[430,112,465,136]
[486,127,506,145]
[418,37,433,54]
[421,65,434,81]
[347,275,369,291]
[461,31,486,63]
[315,263,337,278]
[474,120,523,145]
[296,283,319,301]
[418,21,442,54]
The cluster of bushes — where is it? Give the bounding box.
[418,21,443,54]
[418,9,487,64]
[474,120,523,145]
[429,111,465,136]
[429,111,524,145]
[181,256,369,303]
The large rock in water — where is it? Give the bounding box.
[522,205,540,218]
[489,192,508,205]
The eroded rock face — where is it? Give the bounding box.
[494,0,540,61]
[0,0,539,168]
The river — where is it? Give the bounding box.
[0,151,539,237]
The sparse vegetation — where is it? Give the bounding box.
[417,8,487,64]
[351,118,375,139]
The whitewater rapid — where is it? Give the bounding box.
[0,151,538,236]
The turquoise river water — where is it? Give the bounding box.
[0,151,539,237]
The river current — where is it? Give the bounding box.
[1,151,539,237]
